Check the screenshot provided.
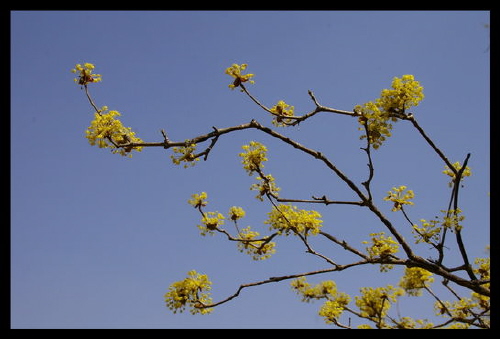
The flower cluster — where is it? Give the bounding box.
[378,75,424,114]
[291,277,350,324]
[85,108,143,157]
[434,297,487,328]
[412,218,441,244]
[355,285,404,322]
[228,206,246,221]
[362,232,399,271]
[250,174,280,201]
[472,254,490,312]
[225,63,255,89]
[171,141,200,168]
[265,204,323,236]
[356,101,393,150]
[443,161,472,187]
[164,270,213,315]
[442,208,465,232]
[71,63,102,86]
[399,267,434,296]
[239,141,268,175]
[356,75,424,149]
[270,100,295,127]
[198,211,225,236]
[236,226,276,260]
[383,185,415,212]
[188,192,208,209]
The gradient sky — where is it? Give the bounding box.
[11,11,490,329]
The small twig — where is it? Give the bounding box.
[319,231,369,260]
[360,120,375,202]
[200,126,221,161]
[452,153,476,281]
[406,115,456,173]
[276,195,364,206]
[160,129,170,148]
[84,85,101,114]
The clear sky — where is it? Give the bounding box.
[11,11,490,329]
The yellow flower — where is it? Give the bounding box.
[291,277,338,302]
[171,141,200,168]
[225,63,255,89]
[378,75,424,114]
[250,174,280,201]
[164,270,213,315]
[399,267,434,296]
[356,75,424,149]
[236,226,276,260]
[443,161,471,187]
[85,109,143,157]
[355,285,404,320]
[71,62,102,85]
[383,185,415,211]
[239,141,268,175]
[356,101,392,150]
[291,276,350,324]
[362,232,399,271]
[442,208,465,232]
[198,211,225,236]
[319,296,351,324]
[188,192,208,209]
[228,206,246,221]
[270,100,295,127]
[265,204,323,236]
[412,218,441,244]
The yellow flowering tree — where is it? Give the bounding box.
[71,62,489,328]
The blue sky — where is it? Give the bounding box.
[11,11,489,329]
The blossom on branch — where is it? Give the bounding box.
[164,270,213,315]
[71,63,102,85]
[399,267,434,296]
[225,63,255,89]
[265,204,323,236]
[383,185,415,212]
[85,109,143,157]
[239,141,268,175]
[236,226,276,260]
[356,75,424,149]
[270,100,295,127]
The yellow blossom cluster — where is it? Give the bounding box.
[85,109,143,157]
[443,161,472,187]
[355,285,404,322]
[472,255,490,311]
[356,75,424,149]
[378,75,424,114]
[270,100,295,127]
[291,277,350,324]
[442,208,465,232]
[71,63,102,85]
[236,226,276,260]
[171,141,200,168]
[239,141,268,175]
[225,63,255,89]
[198,211,225,236]
[383,185,415,211]
[250,174,280,201]
[398,267,434,296]
[363,232,399,271]
[265,204,323,236]
[188,192,208,209]
[434,297,488,328]
[228,206,246,221]
[412,218,441,244]
[164,270,213,315]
